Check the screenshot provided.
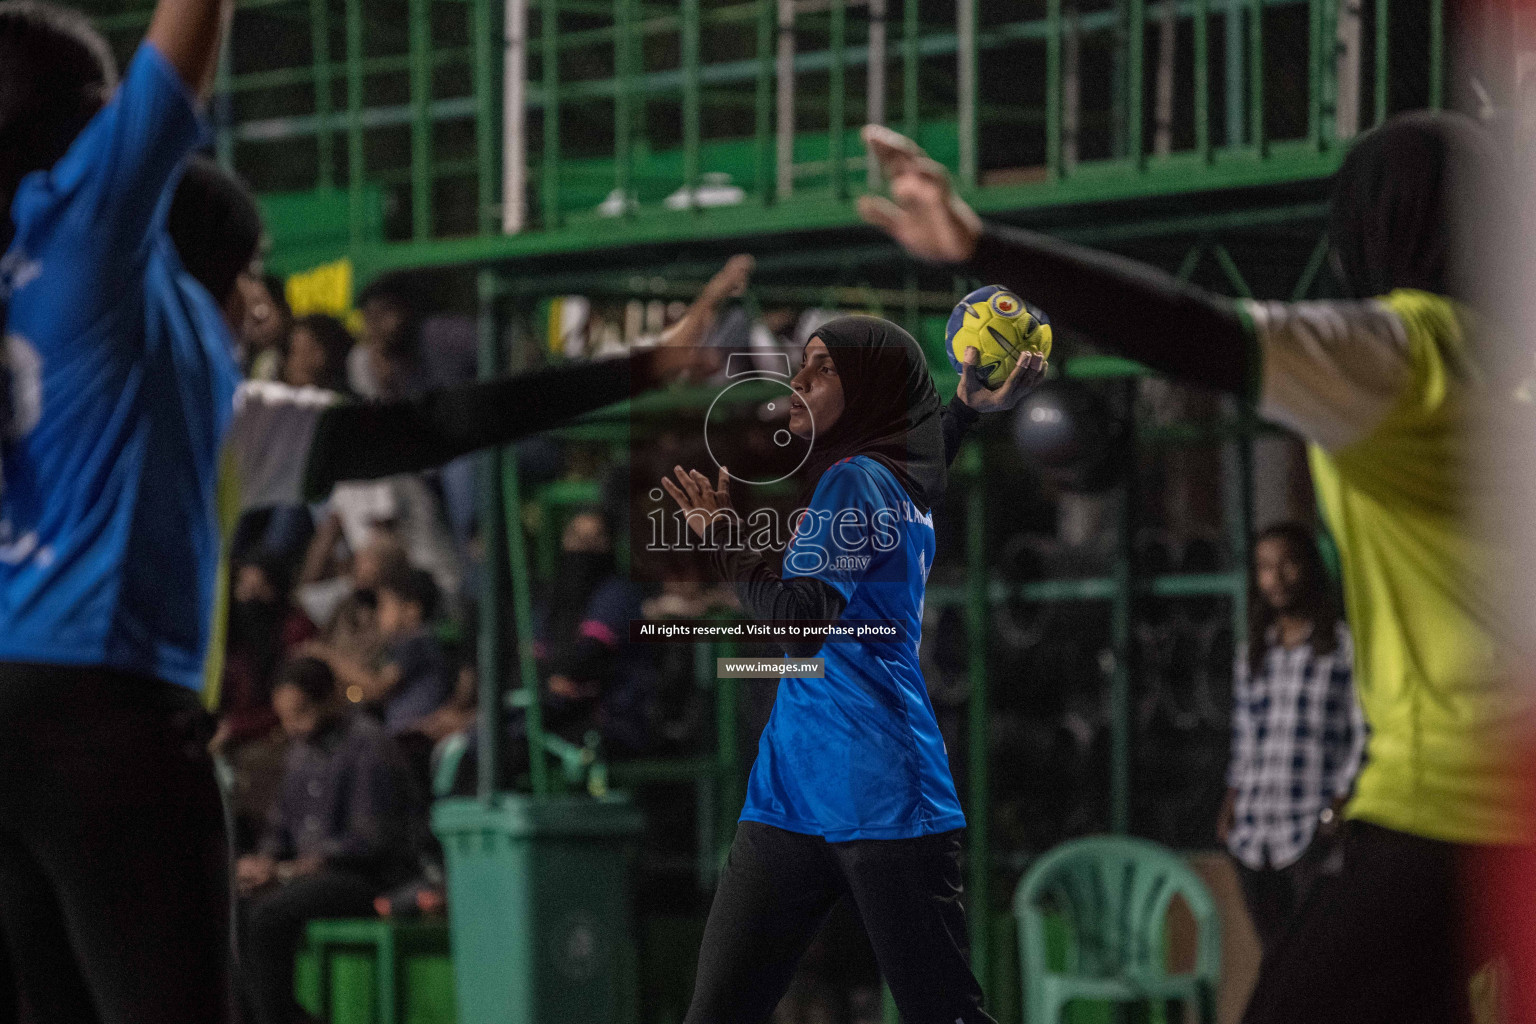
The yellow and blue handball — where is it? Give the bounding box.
[945,285,1052,389]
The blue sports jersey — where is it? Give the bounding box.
[0,45,238,692]
[740,456,966,841]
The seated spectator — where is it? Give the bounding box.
[350,271,476,399]
[317,473,464,612]
[215,555,318,850]
[217,557,315,747]
[350,272,426,400]
[376,566,454,735]
[235,272,290,381]
[305,565,453,739]
[351,272,479,553]
[536,511,653,758]
[236,658,423,1024]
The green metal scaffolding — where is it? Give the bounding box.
[88,0,1439,275]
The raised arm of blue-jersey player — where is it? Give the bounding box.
[147,0,231,98]
[45,0,228,277]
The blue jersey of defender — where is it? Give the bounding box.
[0,45,238,692]
[740,456,966,841]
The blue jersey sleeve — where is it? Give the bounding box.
[783,459,889,601]
[12,43,204,274]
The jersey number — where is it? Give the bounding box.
[0,333,42,506]
[0,333,42,441]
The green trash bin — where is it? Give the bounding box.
[432,794,644,1024]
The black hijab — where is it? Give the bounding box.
[1328,111,1494,301]
[797,315,947,513]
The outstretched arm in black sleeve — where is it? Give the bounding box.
[858,125,1255,399]
[300,255,756,499]
[966,223,1253,396]
[303,353,643,498]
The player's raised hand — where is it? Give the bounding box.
[857,125,983,264]
[697,254,755,308]
[663,254,754,352]
[651,255,755,382]
[957,346,1048,414]
[661,465,737,540]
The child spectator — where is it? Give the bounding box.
[304,565,452,739]
[375,566,454,735]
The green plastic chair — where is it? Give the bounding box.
[305,918,452,1024]
[1013,835,1220,1024]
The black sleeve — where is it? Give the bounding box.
[941,400,980,467]
[705,527,847,659]
[302,352,655,500]
[968,222,1257,397]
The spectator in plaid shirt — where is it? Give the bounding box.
[1218,522,1366,955]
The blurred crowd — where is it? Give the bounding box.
[215,259,945,1021]
[218,272,753,1024]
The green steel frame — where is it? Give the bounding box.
[86,0,1440,275]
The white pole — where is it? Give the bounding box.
[1335,0,1362,139]
[777,0,797,200]
[957,0,976,185]
[502,0,527,233]
[867,0,887,188]
[1154,0,1176,155]
[1064,4,1080,170]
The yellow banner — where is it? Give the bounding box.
[284,258,362,334]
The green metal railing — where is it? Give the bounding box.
[88,0,1439,270]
